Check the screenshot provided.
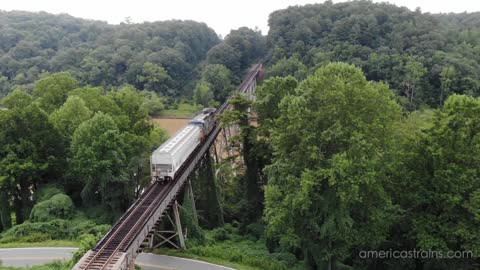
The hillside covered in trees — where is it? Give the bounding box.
[0,11,229,99]
[266,0,480,109]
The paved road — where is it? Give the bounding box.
[0,247,77,267]
[0,248,234,270]
[137,253,234,270]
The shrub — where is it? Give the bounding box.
[30,194,74,222]
[270,252,297,267]
[0,217,110,243]
[0,219,70,242]
[34,184,64,203]
[245,222,264,240]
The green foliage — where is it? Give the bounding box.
[49,96,93,139]
[207,44,242,75]
[32,73,78,113]
[386,94,480,269]
[265,57,308,81]
[221,94,268,226]
[180,228,290,270]
[201,64,234,103]
[0,215,109,244]
[207,27,266,81]
[194,81,214,107]
[68,86,120,115]
[0,12,220,97]
[161,102,203,117]
[69,112,131,214]
[29,194,74,222]
[70,233,101,265]
[147,126,169,152]
[264,63,401,267]
[1,89,33,108]
[33,185,64,203]
[0,101,64,225]
[136,62,173,96]
[179,186,205,245]
[192,156,224,229]
[267,1,480,108]
[140,90,165,116]
[255,76,298,131]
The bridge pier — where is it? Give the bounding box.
[147,200,186,250]
[173,200,186,249]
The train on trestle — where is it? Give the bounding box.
[150,108,217,183]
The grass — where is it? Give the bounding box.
[0,240,78,248]
[161,103,203,118]
[152,248,263,270]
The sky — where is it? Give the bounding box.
[1,0,480,37]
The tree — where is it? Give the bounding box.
[136,62,173,96]
[1,88,33,108]
[264,63,401,269]
[402,58,427,108]
[255,76,298,129]
[32,72,78,113]
[224,27,266,70]
[140,90,165,116]
[439,66,456,106]
[266,57,308,81]
[222,93,264,224]
[194,81,214,107]
[389,95,480,269]
[49,96,93,140]
[0,102,64,225]
[68,86,121,115]
[69,112,131,215]
[201,64,234,102]
[207,43,242,74]
[193,155,225,229]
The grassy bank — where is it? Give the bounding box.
[153,248,263,270]
[151,225,301,270]
[160,103,203,118]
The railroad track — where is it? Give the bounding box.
[79,182,170,269]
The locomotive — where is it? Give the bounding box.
[150,108,216,183]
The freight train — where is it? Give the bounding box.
[150,108,216,183]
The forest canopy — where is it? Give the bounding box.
[0,11,220,98]
[266,0,480,109]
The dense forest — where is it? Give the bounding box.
[1,1,480,270]
[0,11,221,99]
[266,0,480,109]
[251,1,480,269]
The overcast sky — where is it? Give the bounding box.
[1,0,480,37]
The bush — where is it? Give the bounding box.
[0,219,70,242]
[270,252,298,267]
[30,194,74,222]
[34,184,64,203]
[0,217,110,244]
[69,220,110,239]
[210,224,238,241]
[188,240,287,270]
[245,222,264,240]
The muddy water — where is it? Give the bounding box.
[152,117,191,136]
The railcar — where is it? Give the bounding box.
[150,108,216,183]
